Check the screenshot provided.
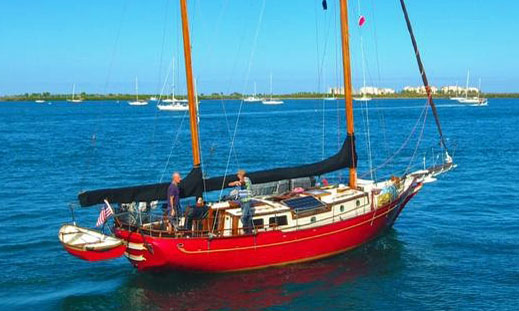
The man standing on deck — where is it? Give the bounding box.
[166,172,181,233]
[229,170,253,234]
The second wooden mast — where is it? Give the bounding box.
[180,0,201,168]
[180,0,356,185]
[339,0,357,189]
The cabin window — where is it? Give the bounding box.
[253,218,264,227]
[340,205,344,212]
[356,200,360,207]
[269,215,288,226]
[311,216,316,223]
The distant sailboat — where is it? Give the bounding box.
[68,84,83,103]
[353,94,372,102]
[457,71,487,106]
[157,103,189,111]
[162,59,187,104]
[128,77,149,106]
[262,74,283,105]
[158,58,189,111]
[324,88,337,101]
[323,77,337,101]
[244,82,262,102]
[450,81,464,101]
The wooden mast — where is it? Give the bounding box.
[339,0,357,189]
[180,0,201,167]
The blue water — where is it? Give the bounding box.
[1,99,518,310]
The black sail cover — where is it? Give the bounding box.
[78,135,357,207]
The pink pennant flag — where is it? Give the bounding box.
[358,15,366,27]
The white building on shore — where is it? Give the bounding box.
[328,86,395,95]
[359,87,395,95]
[328,87,345,95]
[441,86,479,94]
[402,86,439,95]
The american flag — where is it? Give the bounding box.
[96,200,114,227]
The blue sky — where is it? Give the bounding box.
[0,0,517,95]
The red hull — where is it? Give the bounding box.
[63,244,126,262]
[116,190,418,272]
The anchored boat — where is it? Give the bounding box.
[61,0,455,272]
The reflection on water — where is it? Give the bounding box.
[60,230,405,311]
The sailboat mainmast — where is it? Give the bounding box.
[339,0,357,189]
[180,0,201,168]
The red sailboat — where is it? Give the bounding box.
[60,0,455,272]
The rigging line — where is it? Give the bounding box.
[314,0,321,94]
[150,54,175,142]
[175,2,181,101]
[314,0,324,161]
[156,0,170,94]
[399,0,448,154]
[101,0,128,95]
[315,0,334,160]
[320,98,326,160]
[333,0,343,182]
[333,0,340,95]
[221,97,240,169]
[218,0,266,200]
[367,0,390,167]
[184,0,233,180]
[219,23,250,170]
[155,52,186,182]
[358,93,373,180]
[315,3,334,160]
[356,0,375,180]
[364,99,375,180]
[359,100,428,179]
[210,2,257,175]
[359,97,368,167]
[405,101,429,173]
[79,0,128,191]
[159,109,189,183]
[192,0,229,81]
[194,85,208,194]
[151,5,181,155]
[216,50,246,172]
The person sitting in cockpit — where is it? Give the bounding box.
[185,197,209,231]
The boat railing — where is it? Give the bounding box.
[112,193,378,239]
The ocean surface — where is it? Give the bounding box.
[0,98,517,311]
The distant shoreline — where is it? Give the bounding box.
[1,93,518,102]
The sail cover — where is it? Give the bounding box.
[78,135,357,207]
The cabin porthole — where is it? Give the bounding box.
[340,205,344,212]
[310,216,316,223]
[356,200,360,207]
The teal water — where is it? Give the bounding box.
[0,99,517,310]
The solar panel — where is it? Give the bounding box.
[283,196,325,212]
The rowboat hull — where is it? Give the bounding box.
[58,224,127,261]
[116,187,419,272]
[63,243,127,262]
